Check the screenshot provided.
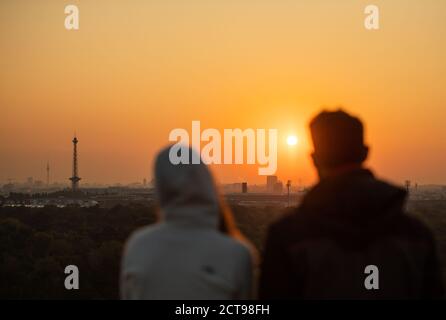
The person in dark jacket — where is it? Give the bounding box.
[259,109,444,299]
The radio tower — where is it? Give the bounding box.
[46,161,50,186]
[69,135,81,192]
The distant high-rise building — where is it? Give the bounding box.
[242,182,248,193]
[286,180,291,206]
[69,135,81,191]
[267,175,278,193]
[273,181,283,194]
[143,178,147,187]
[27,177,33,185]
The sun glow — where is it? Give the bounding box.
[287,135,298,146]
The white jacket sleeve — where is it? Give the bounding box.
[120,237,144,300]
[235,246,255,300]
[120,271,143,300]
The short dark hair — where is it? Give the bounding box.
[310,109,367,168]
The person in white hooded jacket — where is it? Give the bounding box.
[120,145,256,300]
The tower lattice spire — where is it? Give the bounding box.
[69,135,81,191]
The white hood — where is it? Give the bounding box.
[154,145,220,229]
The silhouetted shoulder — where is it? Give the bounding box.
[266,210,310,244]
[396,212,437,244]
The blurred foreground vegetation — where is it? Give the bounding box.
[0,201,445,299]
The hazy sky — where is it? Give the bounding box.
[1,0,445,186]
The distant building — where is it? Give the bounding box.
[222,183,243,194]
[242,182,248,193]
[267,175,278,193]
[2,183,14,193]
[405,180,411,193]
[273,181,283,194]
[34,180,44,187]
[46,162,50,186]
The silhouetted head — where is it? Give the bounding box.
[310,109,369,179]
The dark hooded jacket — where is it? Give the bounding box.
[259,169,444,299]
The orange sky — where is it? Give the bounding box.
[1,0,445,186]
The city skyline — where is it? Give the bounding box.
[2,120,446,187]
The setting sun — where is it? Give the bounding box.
[287,135,298,146]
